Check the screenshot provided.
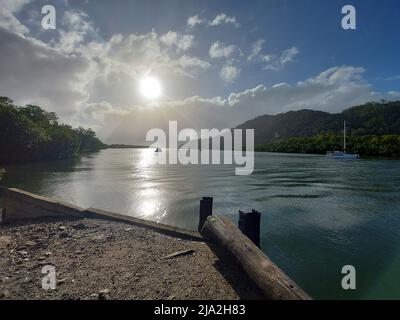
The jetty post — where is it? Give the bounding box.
[198,197,213,232]
[238,209,261,248]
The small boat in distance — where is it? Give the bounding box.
[326,121,360,159]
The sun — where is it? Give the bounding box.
[139,77,162,100]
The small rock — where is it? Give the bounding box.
[57,278,68,285]
[91,234,105,241]
[19,250,28,256]
[0,290,9,299]
[98,289,110,300]
[25,240,37,247]
[45,251,52,256]
[0,236,12,248]
[72,223,87,230]
[59,232,69,239]
[58,226,67,231]
[167,295,176,300]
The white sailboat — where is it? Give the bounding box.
[326,121,360,159]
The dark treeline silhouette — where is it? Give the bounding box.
[0,97,106,164]
[255,134,400,157]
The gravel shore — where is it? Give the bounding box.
[0,216,261,300]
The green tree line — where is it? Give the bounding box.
[0,97,106,164]
[255,134,400,157]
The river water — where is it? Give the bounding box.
[1,148,400,299]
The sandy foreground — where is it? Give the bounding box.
[0,216,261,300]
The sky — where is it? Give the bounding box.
[0,0,399,144]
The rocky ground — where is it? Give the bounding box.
[0,216,261,300]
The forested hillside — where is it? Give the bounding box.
[0,97,106,164]
[236,101,400,144]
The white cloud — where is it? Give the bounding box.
[209,13,239,27]
[0,0,31,12]
[0,0,31,34]
[248,40,265,61]
[179,55,211,76]
[280,47,299,65]
[160,31,194,52]
[300,66,365,86]
[209,41,237,59]
[220,64,241,83]
[0,27,90,117]
[187,15,204,29]
[254,46,299,71]
[388,91,400,97]
[187,13,239,29]
[57,10,97,53]
[263,47,299,70]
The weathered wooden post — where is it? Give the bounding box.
[238,209,261,248]
[198,197,213,232]
[200,215,312,300]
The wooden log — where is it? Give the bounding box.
[238,209,261,248]
[201,215,311,300]
[198,197,213,232]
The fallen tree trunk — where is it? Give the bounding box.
[201,215,311,300]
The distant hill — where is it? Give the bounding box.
[235,101,400,144]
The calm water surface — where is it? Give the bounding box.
[1,149,400,299]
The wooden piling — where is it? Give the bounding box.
[198,197,213,232]
[238,209,261,248]
[200,215,312,300]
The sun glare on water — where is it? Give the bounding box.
[139,77,162,100]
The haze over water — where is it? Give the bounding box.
[2,148,400,299]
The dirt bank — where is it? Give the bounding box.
[0,216,261,300]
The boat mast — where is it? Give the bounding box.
[343,120,346,152]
